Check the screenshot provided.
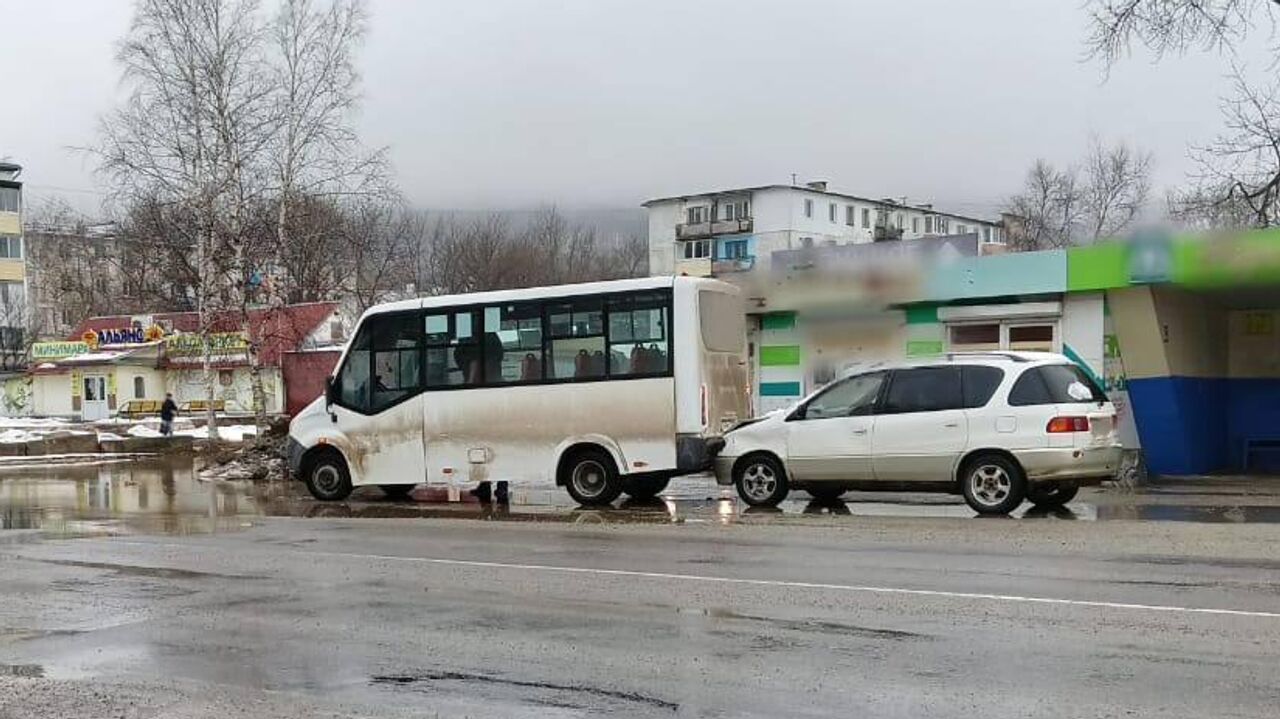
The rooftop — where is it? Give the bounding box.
[641,183,1000,226]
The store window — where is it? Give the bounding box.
[1008,324,1055,351]
[949,323,1000,351]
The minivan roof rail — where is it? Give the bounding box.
[944,351,1030,363]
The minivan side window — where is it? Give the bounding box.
[1009,364,1107,406]
[801,371,886,420]
[882,367,962,414]
[960,365,1005,409]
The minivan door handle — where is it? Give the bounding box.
[852,428,868,435]
[943,422,959,428]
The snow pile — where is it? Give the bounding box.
[127,424,162,438]
[183,424,258,442]
[0,417,71,429]
[0,428,37,444]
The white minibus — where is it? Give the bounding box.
[287,276,749,505]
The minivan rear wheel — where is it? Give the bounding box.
[961,453,1026,515]
[1027,481,1079,507]
[805,483,847,503]
[734,454,789,507]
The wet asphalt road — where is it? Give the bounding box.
[2,462,1280,717]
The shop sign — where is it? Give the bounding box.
[31,341,90,361]
[1127,230,1172,284]
[84,325,166,349]
[164,332,250,362]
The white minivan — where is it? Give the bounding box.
[715,352,1122,514]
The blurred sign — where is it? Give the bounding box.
[164,332,250,363]
[31,341,90,361]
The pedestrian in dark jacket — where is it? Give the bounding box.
[160,393,178,436]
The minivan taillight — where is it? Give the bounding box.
[1046,416,1090,433]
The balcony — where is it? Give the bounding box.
[676,218,753,240]
[712,255,756,274]
[674,257,712,277]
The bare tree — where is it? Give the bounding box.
[1085,1,1280,229]
[1085,0,1272,66]
[1007,141,1152,250]
[94,0,274,439]
[1083,138,1154,239]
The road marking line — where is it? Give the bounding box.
[93,539,1280,620]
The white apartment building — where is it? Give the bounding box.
[644,181,1007,279]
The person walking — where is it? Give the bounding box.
[160,393,178,436]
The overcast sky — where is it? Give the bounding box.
[0,0,1270,218]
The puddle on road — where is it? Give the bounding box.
[3,458,1280,535]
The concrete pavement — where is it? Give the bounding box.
[3,506,1280,718]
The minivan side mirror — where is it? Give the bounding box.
[324,376,336,408]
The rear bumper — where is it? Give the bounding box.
[676,434,725,473]
[1014,444,1123,484]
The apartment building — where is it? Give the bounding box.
[0,162,26,370]
[644,181,1007,279]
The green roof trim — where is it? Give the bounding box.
[1067,244,1130,291]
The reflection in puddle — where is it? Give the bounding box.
[0,664,45,678]
[4,460,1280,533]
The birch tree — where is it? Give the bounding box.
[95,0,272,440]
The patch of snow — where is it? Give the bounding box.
[0,417,71,428]
[179,424,258,442]
[0,429,36,444]
[127,424,162,438]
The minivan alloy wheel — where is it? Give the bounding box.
[741,462,778,503]
[968,464,1011,507]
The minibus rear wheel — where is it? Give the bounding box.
[563,448,623,507]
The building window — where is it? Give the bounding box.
[895,212,904,229]
[722,239,749,259]
[681,239,711,259]
[983,226,991,242]
[939,217,950,234]
[0,281,23,306]
[133,376,145,399]
[958,224,967,234]
[0,236,20,259]
[844,206,855,226]
[861,208,870,229]
[686,206,707,224]
[804,198,814,218]
[912,217,920,233]
[1008,324,1055,351]
[925,216,934,233]
[949,323,1000,351]
[828,203,837,222]
[0,188,19,213]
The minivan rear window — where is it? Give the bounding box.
[1008,364,1107,406]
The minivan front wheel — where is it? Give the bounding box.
[961,454,1026,515]
[735,455,789,507]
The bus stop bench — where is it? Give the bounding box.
[1244,438,1280,473]
[180,399,227,414]
[117,400,163,418]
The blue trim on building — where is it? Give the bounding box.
[1125,376,1280,475]
[1126,376,1228,476]
[759,381,801,397]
